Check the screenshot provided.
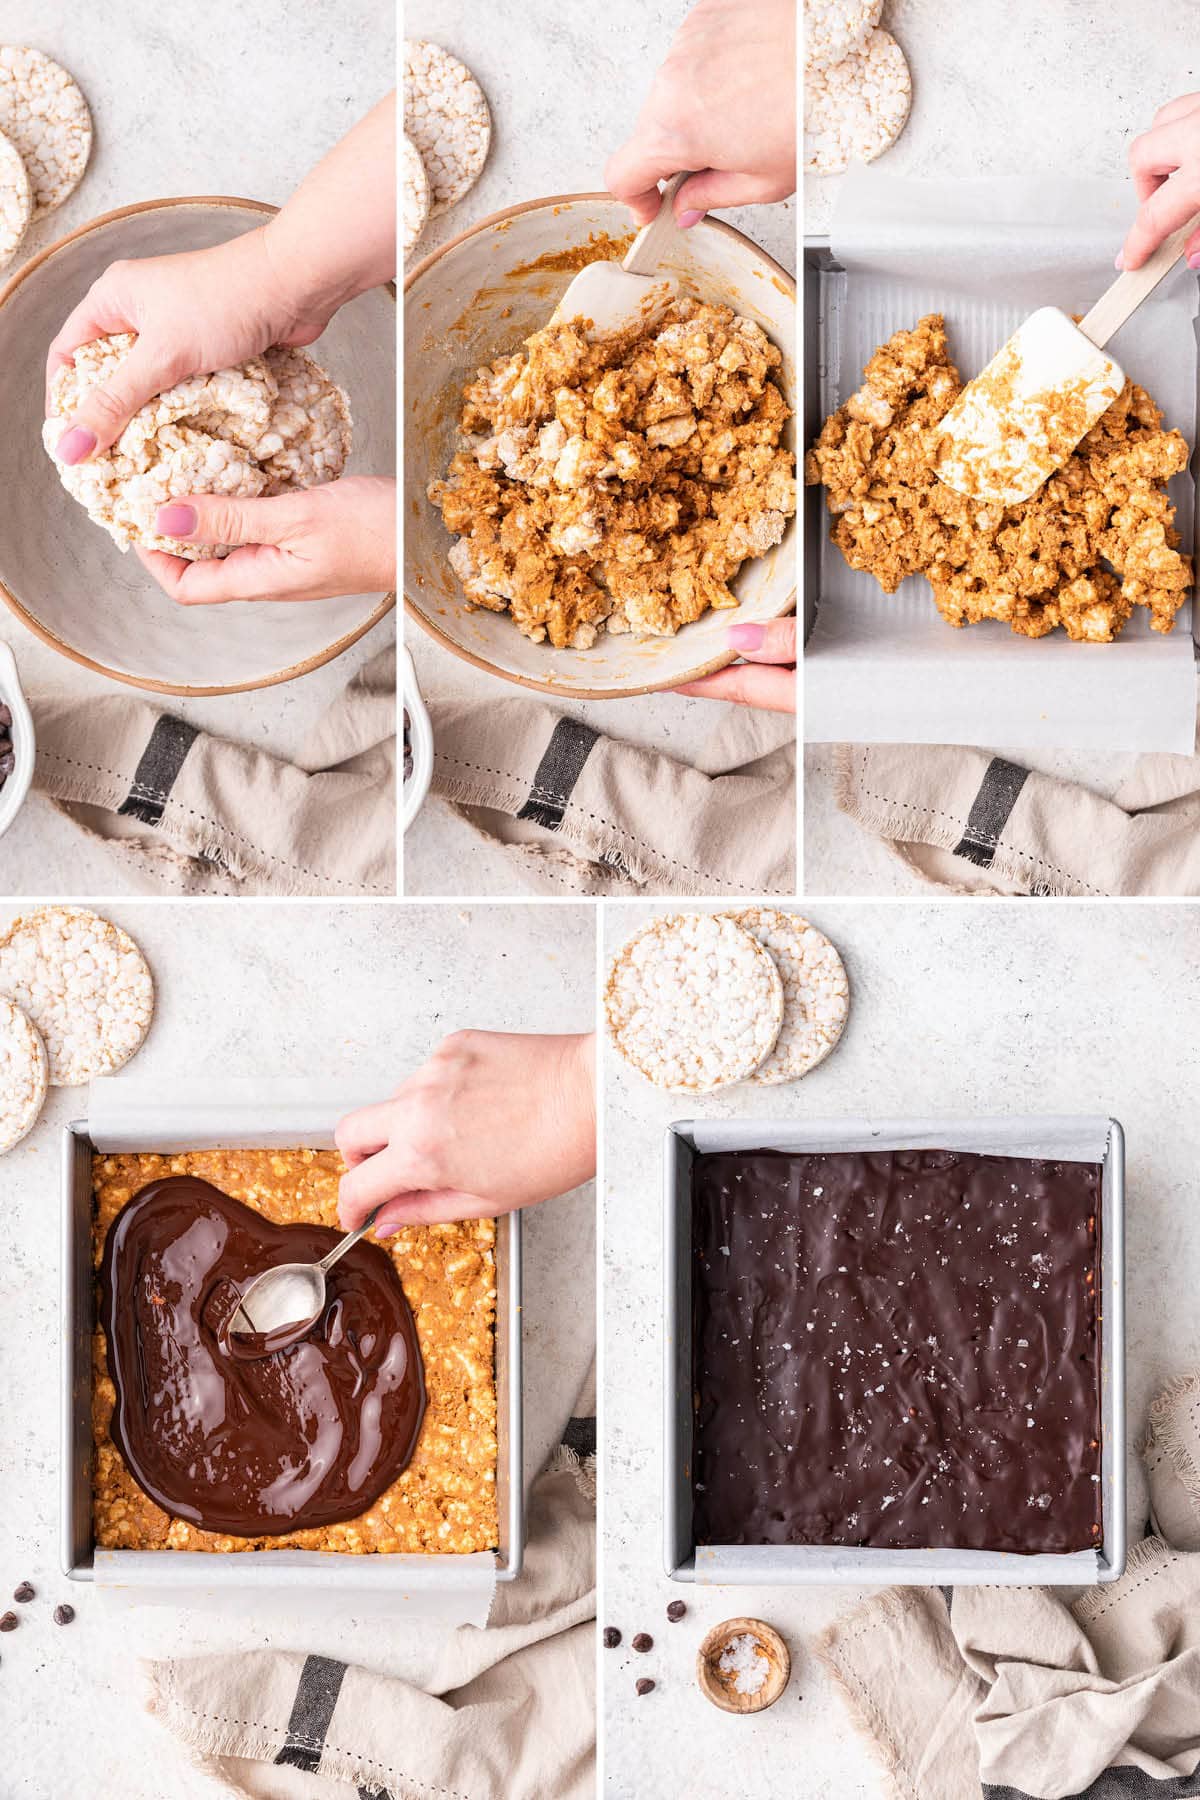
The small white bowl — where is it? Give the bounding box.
[402,646,433,833]
[0,641,36,839]
[404,193,796,699]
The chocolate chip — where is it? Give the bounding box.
[53,1604,74,1626]
[0,1612,16,1632]
[632,1632,653,1652]
[12,1583,34,1604]
[602,1626,621,1648]
[0,705,11,729]
[635,1677,655,1696]
[666,1600,686,1622]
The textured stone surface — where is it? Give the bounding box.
[604,900,1200,1798]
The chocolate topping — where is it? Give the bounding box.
[99,1176,426,1536]
[692,1149,1101,1553]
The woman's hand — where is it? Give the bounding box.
[605,0,797,226]
[45,230,322,463]
[673,617,796,712]
[1119,93,1200,271]
[336,1031,597,1232]
[46,95,397,461]
[137,474,395,605]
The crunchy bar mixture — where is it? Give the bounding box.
[805,313,1193,642]
[430,300,796,648]
[92,1149,498,1555]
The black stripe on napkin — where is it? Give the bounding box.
[951,757,1030,868]
[985,1766,1200,1799]
[117,715,200,826]
[274,1653,347,1772]
[562,1415,597,1459]
[516,718,599,830]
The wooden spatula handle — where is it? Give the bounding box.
[1081,213,1200,347]
[623,173,693,275]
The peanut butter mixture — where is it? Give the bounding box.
[430,300,797,648]
[92,1150,498,1556]
[806,314,1193,642]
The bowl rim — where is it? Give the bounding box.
[0,194,395,698]
[400,645,434,833]
[404,191,796,702]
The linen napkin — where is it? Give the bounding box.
[425,694,796,896]
[817,1371,1200,1800]
[27,647,396,897]
[142,1375,597,1800]
[832,742,1200,897]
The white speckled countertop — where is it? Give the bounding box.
[0,901,596,1800]
[0,0,396,897]
[804,0,1200,894]
[602,900,1200,1799]
[402,0,797,897]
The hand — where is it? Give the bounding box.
[136,475,395,604]
[45,229,323,463]
[604,0,797,226]
[1119,93,1200,271]
[336,1031,597,1232]
[46,95,396,462]
[673,617,795,711]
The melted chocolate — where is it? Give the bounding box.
[99,1176,426,1536]
[692,1150,1101,1553]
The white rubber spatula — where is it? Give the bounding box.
[936,213,1200,506]
[550,173,691,338]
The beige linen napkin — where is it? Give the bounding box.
[426,695,796,897]
[817,1372,1200,1800]
[28,648,396,897]
[833,743,1200,897]
[143,1384,597,1800]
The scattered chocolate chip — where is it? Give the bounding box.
[635,1677,655,1696]
[602,1626,621,1648]
[12,1583,34,1604]
[666,1600,686,1622]
[632,1632,653,1652]
[53,1604,75,1626]
[0,1612,16,1632]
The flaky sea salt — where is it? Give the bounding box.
[717,1633,770,1696]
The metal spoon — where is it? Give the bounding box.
[225,1206,383,1352]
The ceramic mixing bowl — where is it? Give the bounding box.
[0,197,395,695]
[402,645,433,833]
[404,194,796,699]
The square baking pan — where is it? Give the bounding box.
[664,1114,1125,1586]
[61,1118,523,1589]
[803,232,1200,751]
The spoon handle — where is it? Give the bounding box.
[317,1205,383,1276]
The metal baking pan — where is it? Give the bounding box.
[802,234,1200,651]
[61,1119,523,1586]
[664,1114,1126,1586]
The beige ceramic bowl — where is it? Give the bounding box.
[404,194,796,699]
[0,197,395,696]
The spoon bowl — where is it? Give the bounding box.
[227,1205,382,1354]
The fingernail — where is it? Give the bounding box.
[677,208,705,229]
[1189,253,1200,271]
[55,425,96,465]
[1114,251,1125,270]
[156,503,197,537]
[728,622,765,651]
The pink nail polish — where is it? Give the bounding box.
[1114,252,1124,270]
[677,209,705,229]
[728,622,765,652]
[55,425,96,465]
[156,503,197,537]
